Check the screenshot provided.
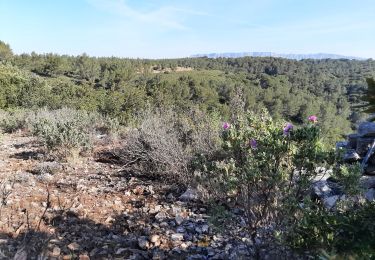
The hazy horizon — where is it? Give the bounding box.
[1,0,374,59]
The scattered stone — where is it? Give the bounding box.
[360,175,375,189]
[356,137,374,156]
[160,222,169,228]
[138,236,149,250]
[105,216,115,223]
[312,180,332,198]
[365,188,375,201]
[152,250,166,260]
[52,246,61,256]
[167,193,175,200]
[179,188,199,201]
[115,248,127,255]
[155,211,168,222]
[347,134,359,149]
[323,195,339,209]
[79,255,90,260]
[171,233,184,241]
[67,242,80,251]
[336,141,348,150]
[365,165,375,175]
[187,254,206,260]
[175,214,184,225]
[13,247,27,260]
[343,150,361,163]
[358,122,375,137]
[150,235,161,246]
[149,204,162,214]
[176,226,185,233]
[171,205,182,216]
[201,224,209,233]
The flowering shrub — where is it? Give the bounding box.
[308,115,318,123]
[198,109,330,250]
[222,122,231,131]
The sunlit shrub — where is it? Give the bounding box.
[30,108,118,159]
[0,109,30,133]
[116,107,221,184]
[197,110,330,249]
[286,201,375,259]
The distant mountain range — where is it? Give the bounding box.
[190,52,366,60]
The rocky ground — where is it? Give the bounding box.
[0,132,266,260]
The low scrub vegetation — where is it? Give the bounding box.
[0,109,31,133]
[0,108,119,160]
[0,44,374,257]
[30,108,119,159]
[116,108,221,184]
[286,201,375,259]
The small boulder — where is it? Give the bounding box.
[52,246,61,256]
[67,242,80,251]
[150,234,160,244]
[347,134,359,149]
[356,137,375,156]
[336,141,348,150]
[343,149,361,163]
[175,214,184,225]
[138,237,150,250]
[365,188,375,201]
[179,188,199,201]
[155,211,168,222]
[358,122,375,137]
[171,233,184,241]
[360,175,375,189]
[312,180,332,199]
[323,195,339,209]
[365,165,375,175]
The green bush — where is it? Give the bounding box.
[333,163,363,195]
[0,109,30,133]
[286,201,375,259]
[30,108,118,158]
[197,110,330,247]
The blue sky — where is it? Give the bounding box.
[1,0,374,58]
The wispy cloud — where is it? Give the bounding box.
[86,0,208,30]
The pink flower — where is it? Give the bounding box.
[249,139,257,149]
[223,122,231,130]
[283,123,293,136]
[308,115,318,123]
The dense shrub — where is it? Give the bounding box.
[116,108,221,184]
[332,163,363,195]
[286,201,375,259]
[0,109,30,133]
[30,108,118,159]
[196,110,331,249]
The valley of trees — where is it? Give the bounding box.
[1,40,374,144]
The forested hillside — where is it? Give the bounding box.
[1,40,374,144]
[3,40,375,259]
